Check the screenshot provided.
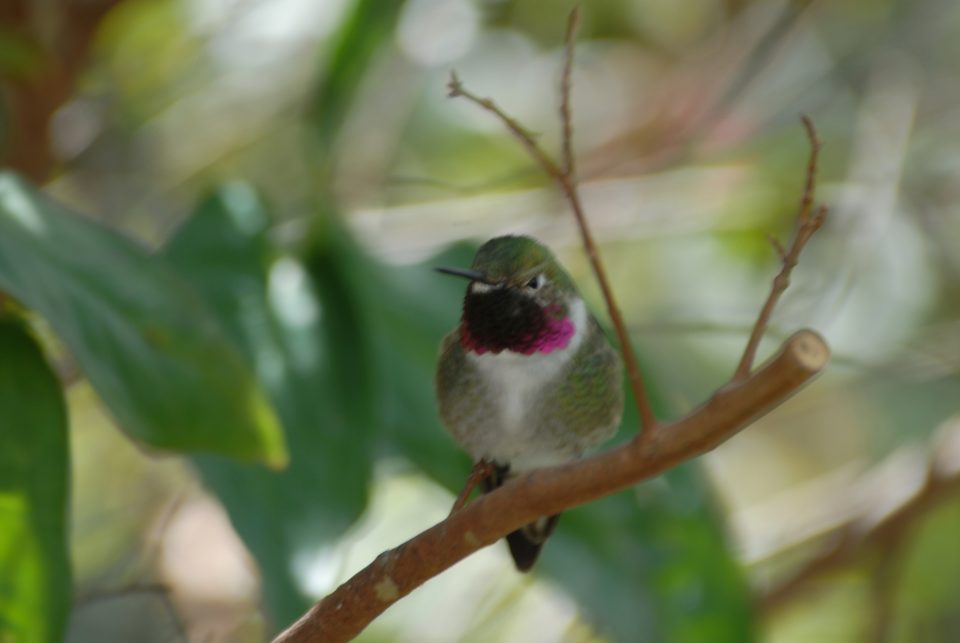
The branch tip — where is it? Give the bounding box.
[734,117,828,380]
[767,233,787,261]
[560,5,580,177]
[800,114,822,152]
[788,329,830,371]
[447,70,462,98]
[565,4,582,41]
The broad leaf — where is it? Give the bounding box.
[0,317,71,643]
[305,0,404,167]
[368,241,480,487]
[0,173,286,466]
[164,188,376,627]
[548,467,755,642]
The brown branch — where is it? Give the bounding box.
[274,330,829,643]
[0,0,124,182]
[734,116,826,380]
[758,425,960,612]
[447,73,561,178]
[447,10,659,431]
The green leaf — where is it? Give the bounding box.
[368,242,479,487]
[305,0,404,167]
[0,28,44,80]
[546,467,755,642]
[0,172,286,466]
[895,497,960,641]
[859,371,960,455]
[163,188,376,628]
[0,317,71,643]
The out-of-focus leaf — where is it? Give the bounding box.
[0,317,71,643]
[0,28,44,79]
[365,242,478,488]
[548,468,754,642]
[305,0,404,166]
[300,222,477,490]
[0,172,285,466]
[894,497,960,641]
[157,0,404,624]
[860,373,960,453]
[164,187,376,628]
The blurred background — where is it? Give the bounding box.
[2,0,960,641]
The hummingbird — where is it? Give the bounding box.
[435,235,623,571]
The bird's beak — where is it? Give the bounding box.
[434,266,493,284]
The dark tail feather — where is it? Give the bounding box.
[482,463,560,572]
[505,514,560,572]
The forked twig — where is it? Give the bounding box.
[448,6,658,432]
[447,73,561,178]
[734,115,827,380]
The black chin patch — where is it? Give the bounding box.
[462,288,544,353]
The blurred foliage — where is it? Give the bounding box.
[0,318,70,643]
[164,187,374,625]
[1,0,960,642]
[0,174,286,467]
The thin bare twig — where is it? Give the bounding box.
[448,10,659,431]
[734,116,827,380]
[561,169,659,431]
[447,73,561,178]
[560,6,580,177]
[766,233,787,262]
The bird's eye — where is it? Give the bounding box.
[526,275,541,289]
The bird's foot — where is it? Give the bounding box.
[449,459,496,516]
